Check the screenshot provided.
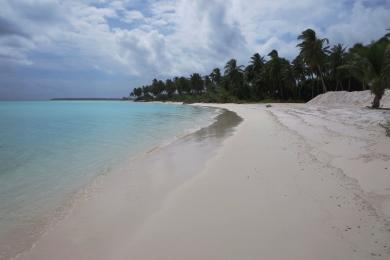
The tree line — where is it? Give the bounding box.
[130,28,390,108]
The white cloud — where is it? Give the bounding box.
[326,1,390,46]
[122,10,144,22]
[0,0,389,79]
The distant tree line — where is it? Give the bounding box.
[130,28,390,108]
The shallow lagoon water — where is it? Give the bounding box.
[0,101,218,257]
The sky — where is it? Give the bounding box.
[0,0,389,100]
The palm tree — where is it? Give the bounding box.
[130,87,143,98]
[190,73,204,94]
[210,68,222,87]
[297,28,329,93]
[264,50,283,98]
[204,75,214,92]
[150,79,159,96]
[292,55,307,98]
[224,59,243,76]
[343,37,390,108]
[175,76,190,95]
[224,59,246,98]
[280,60,296,100]
[142,85,151,97]
[246,53,265,96]
[264,50,293,99]
[250,53,265,73]
[165,79,176,97]
[292,55,307,84]
[129,28,388,103]
[329,44,347,91]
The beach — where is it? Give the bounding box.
[15,102,390,260]
[2,0,389,259]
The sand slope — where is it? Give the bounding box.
[308,90,390,107]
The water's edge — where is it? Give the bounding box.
[7,105,242,260]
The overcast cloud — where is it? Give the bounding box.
[0,0,389,99]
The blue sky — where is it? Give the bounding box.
[0,0,389,100]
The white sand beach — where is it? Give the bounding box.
[16,93,390,260]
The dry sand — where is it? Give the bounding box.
[308,89,390,107]
[16,97,390,259]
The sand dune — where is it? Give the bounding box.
[308,90,390,108]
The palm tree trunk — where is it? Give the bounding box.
[318,66,327,93]
[310,74,314,98]
[372,94,381,108]
[348,78,351,91]
[298,83,301,99]
[312,84,314,98]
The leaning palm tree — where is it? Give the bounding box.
[343,37,390,108]
[297,29,330,93]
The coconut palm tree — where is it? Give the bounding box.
[130,87,143,98]
[165,79,176,97]
[344,37,390,108]
[224,59,246,98]
[224,59,243,76]
[297,28,330,93]
[246,53,266,96]
[264,50,294,99]
[175,76,190,95]
[250,53,265,73]
[264,50,283,98]
[129,28,388,103]
[204,75,213,92]
[190,73,204,94]
[244,54,263,81]
[292,55,308,98]
[210,68,222,87]
[329,44,347,91]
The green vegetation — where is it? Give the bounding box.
[130,29,390,107]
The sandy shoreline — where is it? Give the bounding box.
[11,107,241,260]
[16,103,390,259]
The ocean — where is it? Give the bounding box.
[0,101,218,257]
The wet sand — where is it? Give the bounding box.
[16,103,390,260]
[14,109,241,260]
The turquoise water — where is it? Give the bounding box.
[0,101,217,249]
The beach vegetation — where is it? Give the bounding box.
[130,29,390,107]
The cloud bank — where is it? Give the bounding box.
[0,0,389,99]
